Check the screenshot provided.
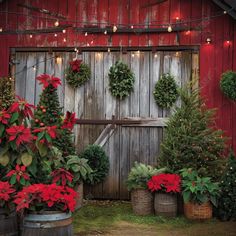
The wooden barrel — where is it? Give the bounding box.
[0,208,18,236]
[131,189,154,215]
[154,193,177,217]
[22,211,73,236]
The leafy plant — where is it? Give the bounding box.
[65,59,91,88]
[126,162,166,191]
[109,61,135,99]
[0,77,14,110]
[153,73,178,108]
[79,145,109,185]
[180,168,220,207]
[66,155,93,185]
[220,70,236,100]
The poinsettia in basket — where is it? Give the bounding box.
[65,59,91,88]
[147,173,181,217]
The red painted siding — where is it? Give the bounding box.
[0,0,236,150]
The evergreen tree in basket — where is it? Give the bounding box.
[158,88,226,181]
[32,74,76,156]
[217,150,236,221]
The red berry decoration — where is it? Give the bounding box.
[35,119,39,123]
[40,122,44,127]
[42,109,46,113]
[40,105,44,109]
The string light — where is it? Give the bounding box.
[185,30,191,35]
[131,53,135,57]
[62,29,66,33]
[63,38,66,42]
[54,20,59,27]
[175,16,180,21]
[104,30,107,35]
[113,25,117,32]
[90,40,94,44]
[87,42,90,46]
[206,37,212,44]
[56,56,62,64]
[108,48,111,53]
[0,27,2,32]
[74,47,78,52]
[154,53,158,58]
[131,25,134,29]
[32,66,36,71]
[54,33,57,37]
[85,32,88,36]
[29,34,33,38]
[224,10,227,14]
[226,40,230,44]
[167,25,172,32]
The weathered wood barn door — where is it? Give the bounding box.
[12,49,199,199]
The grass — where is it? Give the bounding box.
[73,200,236,236]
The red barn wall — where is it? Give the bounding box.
[0,0,236,151]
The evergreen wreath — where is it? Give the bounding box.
[65,59,91,88]
[220,70,236,101]
[153,73,179,108]
[108,60,135,99]
[79,145,109,185]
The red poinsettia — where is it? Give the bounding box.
[33,125,57,140]
[62,112,78,130]
[6,165,30,185]
[69,59,82,72]
[8,97,35,118]
[0,181,15,207]
[36,74,61,89]
[51,168,73,186]
[0,110,11,125]
[147,173,181,193]
[6,125,33,146]
[14,183,77,213]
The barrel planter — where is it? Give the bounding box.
[75,182,83,210]
[131,189,154,215]
[154,193,177,217]
[0,208,18,236]
[184,201,212,220]
[22,211,73,236]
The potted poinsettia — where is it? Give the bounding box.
[147,173,181,217]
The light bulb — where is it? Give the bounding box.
[29,34,33,38]
[131,25,134,29]
[54,20,59,27]
[0,28,2,32]
[108,48,111,53]
[85,32,88,36]
[206,38,211,44]
[63,38,66,42]
[113,25,117,32]
[54,33,58,37]
[167,25,172,32]
[62,29,66,34]
[104,30,107,35]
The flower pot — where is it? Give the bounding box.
[131,189,154,215]
[0,208,18,236]
[184,201,212,220]
[22,211,73,236]
[154,193,177,217]
[75,182,83,210]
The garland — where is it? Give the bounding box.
[220,71,236,101]
[65,59,91,88]
[108,61,135,99]
[153,73,178,108]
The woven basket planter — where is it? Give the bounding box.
[131,189,154,215]
[184,201,212,220]
[154,193,177,217]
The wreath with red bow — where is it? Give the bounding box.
[65,59,91,88]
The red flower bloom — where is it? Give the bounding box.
[33,125,57,140]
[51,168,73,186]
[6,125,33,146]
[69,59,82,72]
[6,165,30,183]
[147,173,181,193]
[14,183,77,213]
[8,97,35,118]
[0,110,11,124]
[0,181,15,206]
[62,112,78,130]
[36,74,61,89]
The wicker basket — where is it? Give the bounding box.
[131,189,154,215]
[154,193,177,217]
[184,201,212,220]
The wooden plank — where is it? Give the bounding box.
[94,124,116,147]
[15,53,27,98]
[25,53,37,105]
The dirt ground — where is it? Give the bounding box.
[78,220,236,236]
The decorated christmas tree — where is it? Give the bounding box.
[32,74,76,156]
[217,150,236,221]
[159,88,226,181]
[0,77,14,110]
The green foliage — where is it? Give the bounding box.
[180,168,220,207]
[0,77,14,110]
[66,155,93,185]
[109,61,135,100]
[80,145,109,185]
[65,63,91,88]
[159,88,226,181]
[220,71,236,100]
[153,73,179,108]
[126,162,166,191]
[32,84,76,156]
[217,150,236,221]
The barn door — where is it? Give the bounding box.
[11,49,199,200]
